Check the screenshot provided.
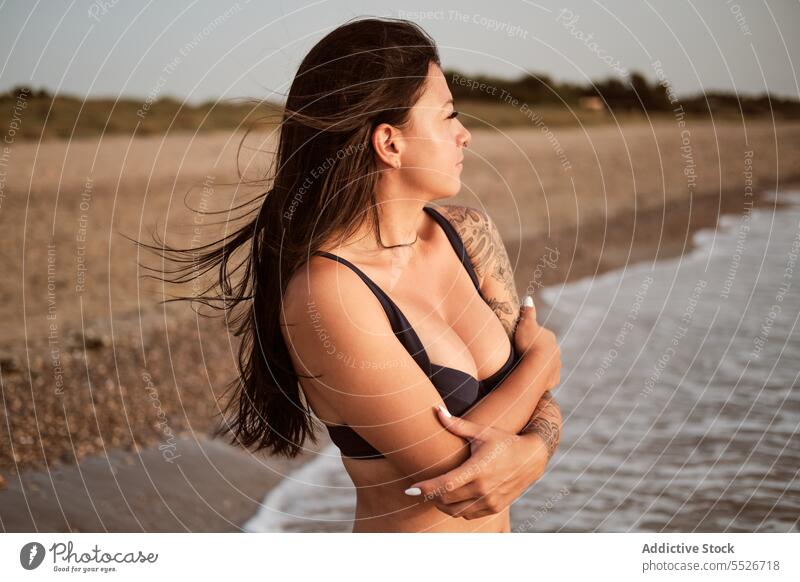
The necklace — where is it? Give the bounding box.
[378,231,419,249]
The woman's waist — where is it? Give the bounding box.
[343,458,509,532]
[353,499,509,532]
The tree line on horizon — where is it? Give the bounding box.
[2,69,798,140]
[443,68,800,117]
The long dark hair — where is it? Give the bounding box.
[140,17,440,458]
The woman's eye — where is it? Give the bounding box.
[448,110,460,119]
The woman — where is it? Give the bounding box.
[150,17,563,532]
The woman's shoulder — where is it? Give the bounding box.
[431,204,502,270]
[432,204,491,232]
[430,204,505,252]
[282,253,384,324]
[279,252,400,378]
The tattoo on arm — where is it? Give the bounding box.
[442,205,562,461]
[441,206,521,337]
[520,391,562,461]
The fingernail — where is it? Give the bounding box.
[437,404,452,418]
[404,487,422,496]
[522,295,534,308]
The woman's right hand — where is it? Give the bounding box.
[514,296,561,389]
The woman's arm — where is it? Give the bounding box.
[436,206,520,336]
[521,391,562,460]
[459,345,555,434]
[402,207,563,517]
[438,205,562,456]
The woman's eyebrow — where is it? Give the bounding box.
[441,98,454,109]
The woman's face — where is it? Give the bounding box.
[398,62,471,199]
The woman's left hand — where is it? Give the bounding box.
[406,406,550,520]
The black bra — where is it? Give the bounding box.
[313,205,520,459]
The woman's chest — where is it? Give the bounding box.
[384,252,511,381]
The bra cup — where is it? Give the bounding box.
[428,364,481,417]
[477,345,520,400]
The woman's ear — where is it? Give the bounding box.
[371,122,403,168]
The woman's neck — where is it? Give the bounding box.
[325,197,432,257]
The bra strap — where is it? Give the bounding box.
[314,251,389,306]
[423,206,481,291]
[312,251,430,372]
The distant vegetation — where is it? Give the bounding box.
[0,86,281,141]
[2,69,798,141]
[444,69,800,128]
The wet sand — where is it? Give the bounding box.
[0,433,331,532]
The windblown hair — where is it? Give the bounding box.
[141,17,440,457]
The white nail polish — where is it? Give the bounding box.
[522,295,534,308]
[438,404,452,418]
[404,487,422,496]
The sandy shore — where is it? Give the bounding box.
[1,119,799,531]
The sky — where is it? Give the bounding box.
[1,0,798,105]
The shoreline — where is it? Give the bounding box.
[511,180,796,296]
[2,183,791,532]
